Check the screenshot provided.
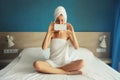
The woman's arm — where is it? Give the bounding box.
[67,23,79,49]
[42,23,54,50]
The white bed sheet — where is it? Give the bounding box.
[0,48,120,80]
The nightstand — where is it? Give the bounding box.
[0,53,19,70]
[98,57,112,65]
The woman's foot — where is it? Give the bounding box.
[66,71,82,75]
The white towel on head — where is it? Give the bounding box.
[54,6,67,23]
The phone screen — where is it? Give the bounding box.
[54,24,67,30]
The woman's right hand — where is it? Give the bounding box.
[48,22,60,34]
[48,22,55,32]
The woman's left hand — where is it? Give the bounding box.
[66,23,75,32]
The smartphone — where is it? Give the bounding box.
[54,24,67,31]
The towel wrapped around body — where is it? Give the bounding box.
[46,38,94,68]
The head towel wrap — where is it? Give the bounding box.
[54,6,67,23]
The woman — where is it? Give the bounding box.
[33,6,85,75]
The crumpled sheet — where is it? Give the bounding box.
[0,47,120,80]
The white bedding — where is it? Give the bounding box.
[0,47,120,80]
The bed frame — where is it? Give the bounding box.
[0,32,110,58]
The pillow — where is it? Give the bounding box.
[18,47,47,63]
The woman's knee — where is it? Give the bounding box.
[75,59,85,68]
[33,61,40,69]
[33,61,51,69]
[76,59,84,63]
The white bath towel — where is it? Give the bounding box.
[46,38,95,68]
[54,6,67,23]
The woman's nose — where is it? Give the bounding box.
[59,21,63,24]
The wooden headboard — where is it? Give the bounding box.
[0,32,110,58]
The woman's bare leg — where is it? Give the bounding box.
[59,59,85,72]
[33,61,82,75]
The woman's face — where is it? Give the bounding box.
[55,14,65,24]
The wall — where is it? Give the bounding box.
[0,0,115,32]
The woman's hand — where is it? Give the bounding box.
[50,22,54,27]
[48,22,55,32]
[66,23,72,27]
[66,23,79,49]
[66,23,73,31]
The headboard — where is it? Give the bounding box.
[0,32,110,58]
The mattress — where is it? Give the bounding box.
[0,48,120,80]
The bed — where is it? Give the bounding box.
[0,47,120,80]
[0,32,120,80]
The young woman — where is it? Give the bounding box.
[33,6,85,75]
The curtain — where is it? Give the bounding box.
[112,0,120,71]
